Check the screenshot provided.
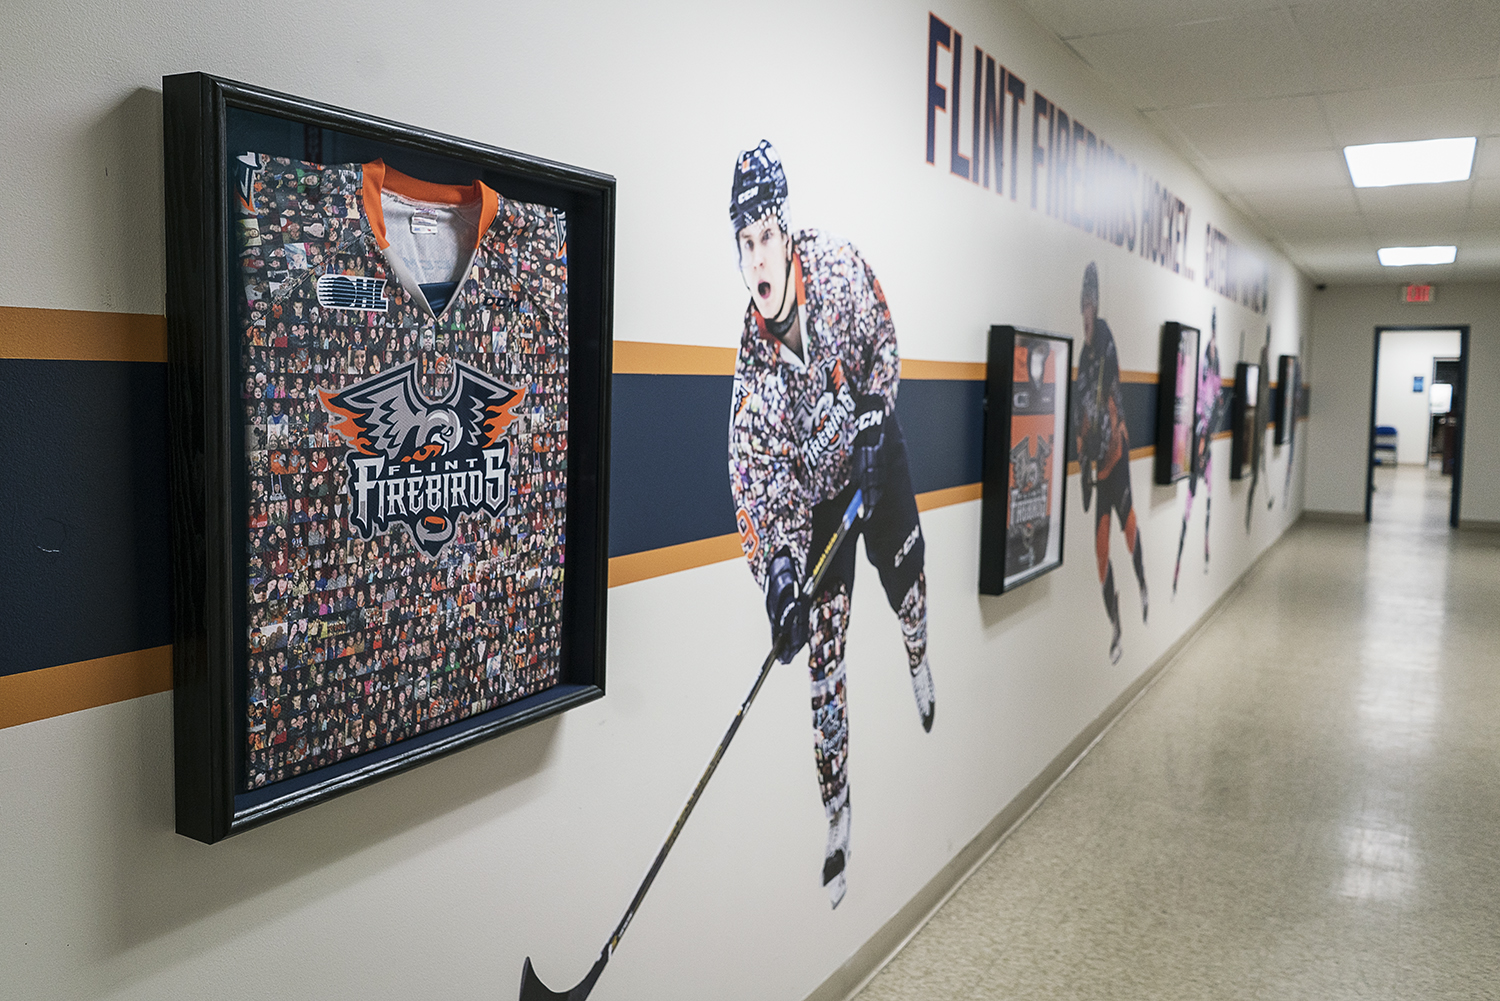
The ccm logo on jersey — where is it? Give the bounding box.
[316,274,389,312]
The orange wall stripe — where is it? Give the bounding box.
[612,341,738,375]
[608,532,743,587]
[916,481,982,510]
[607,483,985,587]
[0,645,172,730]
[0,306,167,363]
[900,358,987,381]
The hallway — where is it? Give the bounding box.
[858,473,1500,999]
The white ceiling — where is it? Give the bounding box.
[1021,0,1500,282]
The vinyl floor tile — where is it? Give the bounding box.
[855,468,1500,1000]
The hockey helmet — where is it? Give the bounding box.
[730,140,789,237]
[1080,262,1100,312]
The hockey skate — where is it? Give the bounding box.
[823,802,851,909]
[1109,619,1123,665]
[910,655,935,732]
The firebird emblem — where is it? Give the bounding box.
[320,360,526,557]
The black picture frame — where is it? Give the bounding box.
[979,326,1073,594]
[1154,322,1200,485]
[1275,354,1299,445]
[163,73,613,843]
[1230,362,1260,480]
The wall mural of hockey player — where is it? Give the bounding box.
[1074,263,1149,664]
[1173,308,1227,593]
[726,141,936,910]
[1246,326,1275,527]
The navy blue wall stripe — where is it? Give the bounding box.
[0,357,1163,677]
[0,360,173,678]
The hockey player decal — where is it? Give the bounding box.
[1073,263,1149,664]
[726,141,935,909]
[320,360,525,557]
[1173,308,1226,592]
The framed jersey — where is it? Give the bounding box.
[163,74,614,843]
[1154,322,1200,485]
[979,326,1073,595]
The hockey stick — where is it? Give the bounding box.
[519,489,865,1001]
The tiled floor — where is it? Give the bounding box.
[857,466,1500,1000]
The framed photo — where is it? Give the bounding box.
[1275,354,1299,445]
[1154,321,1200,484]
[979,326,1072,594]
[163,73,613,843]
[1230,362,1260,479]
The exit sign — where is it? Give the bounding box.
[1403,284,1436,303]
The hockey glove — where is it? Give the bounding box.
[765,547,809,664]
[1080,460,1095,512]
[851,395,886,516]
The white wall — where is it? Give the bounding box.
[1375,329,1461,465]
[0,1,1313,999]
[1307,284,1498,523]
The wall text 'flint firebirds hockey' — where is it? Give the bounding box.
[926,12,1269,312]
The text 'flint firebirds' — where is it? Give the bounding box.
[321,361,525,557]
[923,12,1270,314]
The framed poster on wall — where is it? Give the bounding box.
[1230,362,1260,479]
[1154,321,1200,484]
[979,326,1072,594]
[1275,354,1299,445]
[162,73,614,843]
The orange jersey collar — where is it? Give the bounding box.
[360,159,499,251]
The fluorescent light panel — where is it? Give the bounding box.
[1378,246,1457,266]
[1344,137,1476,187]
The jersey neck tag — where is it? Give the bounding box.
[410,213,439,235]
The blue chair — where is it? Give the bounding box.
[1373,425,1398,465]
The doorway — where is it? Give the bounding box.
[1365,326,1469,527]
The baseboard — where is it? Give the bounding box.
[1459,518,1500,533]
[1299,509,1365,525]
[802,544,1273,1001]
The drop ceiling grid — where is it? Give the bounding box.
[1021,0,1500,279]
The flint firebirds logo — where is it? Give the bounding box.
[797,359,858,470]
[319,361,526,558]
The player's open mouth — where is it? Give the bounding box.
[758,281,771,298]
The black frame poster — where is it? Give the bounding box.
[162,73,613,842]
[1154,321,1200,485]
[1231,361,1260,480]
[1275,354,1299,445]
[980,326,1072,594]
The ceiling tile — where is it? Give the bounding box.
[1242,183,1362,217]
[1205,150,1351,192]
[1069,9,1314,109]
[1356,183,1473,236]
[1465,178,1500,212]
[1320,79,1497,147]
[1260,212,1369,241]
[1290,0,1500,93]
[1020,0,1282,40]
[1471,136,1500,178]
[1156,97,1330,159]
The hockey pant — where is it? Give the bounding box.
[804,418,926,818]
[1175,432,1213,588]
[1093,458,1146,631]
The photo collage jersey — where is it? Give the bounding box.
[728,230,899,589]
[236,153,568,789]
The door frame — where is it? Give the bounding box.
[1365,324,1470,527]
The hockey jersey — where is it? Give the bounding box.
[236,153,569,789]
[728,230,900,590]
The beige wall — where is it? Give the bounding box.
[1306,283,1499,523]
